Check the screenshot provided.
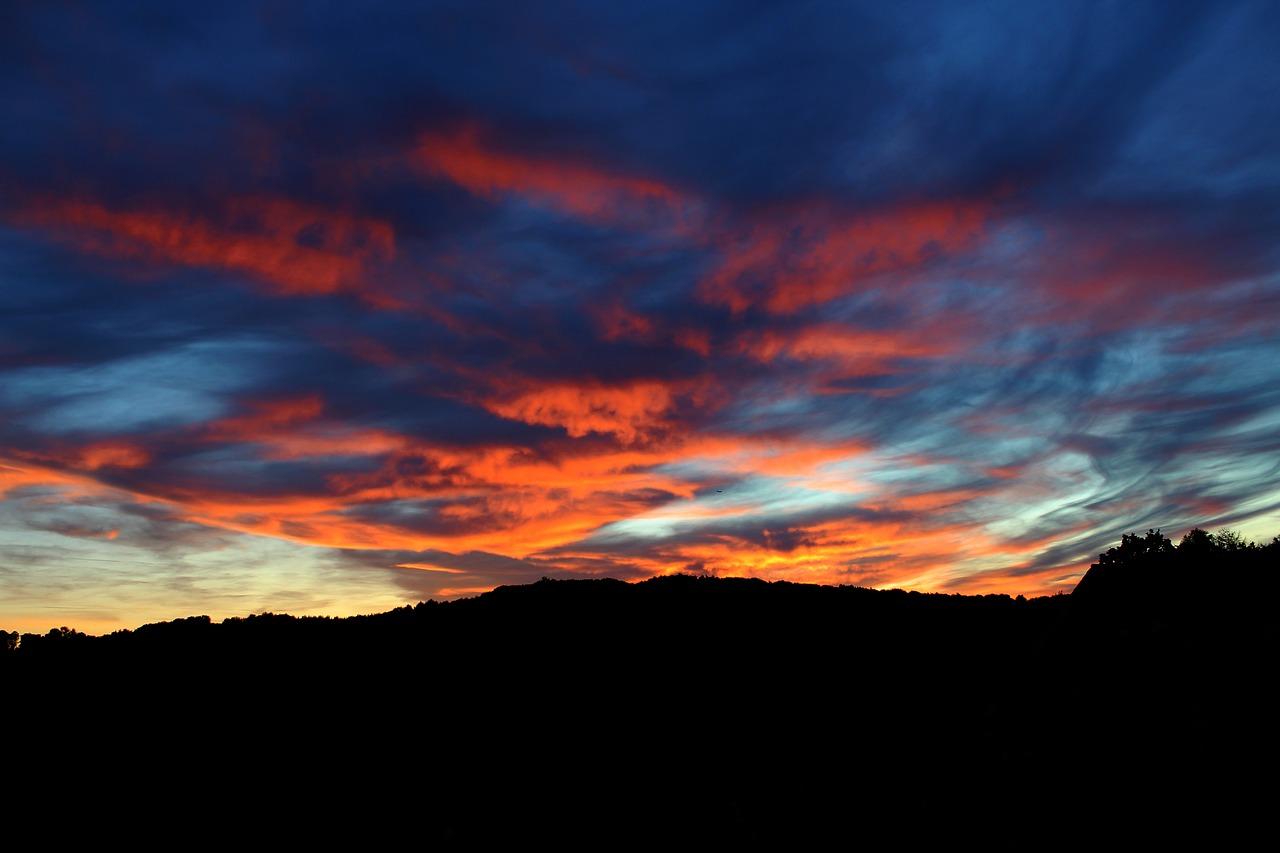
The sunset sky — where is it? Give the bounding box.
[3,1,1279,634]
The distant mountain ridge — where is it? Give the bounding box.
[5,528,1276,844]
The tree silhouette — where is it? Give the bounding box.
[1212,527,1250,552]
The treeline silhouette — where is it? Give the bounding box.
[5,527,1276,844]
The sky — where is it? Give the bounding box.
[2,0,1279,635]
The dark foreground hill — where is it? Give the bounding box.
[5,529,1276,845]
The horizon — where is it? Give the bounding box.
[2,522,1269,637]
[7,522,1272,638]
[3,2,1279,636]
[0,548,1137,638]
[4,568,1060,639]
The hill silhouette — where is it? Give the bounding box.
[4,528,1276,844]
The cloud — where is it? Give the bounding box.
[477,378,707,446]
[0,338,294,436]
[415,123,699,231]
[699,198,996,315]
[2,1,1279,631]
[12,194,395,298]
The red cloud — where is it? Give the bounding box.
[14,194,395,296]
[199,395,408,461]
[74,442,152,471]
[7,441,152,475]
[205,396,326,440]
[740,323,956,374]
[590,299,712,356]
[415,124,698,229]
[700,199,992,314]
[1021,210,1248,330]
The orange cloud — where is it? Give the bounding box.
[867,487,991,515]
[307,429,817,558]
[259,429,409,462]
[74,442,152,471]
[935,561,1082,598]
[14,194,395,296]
[395,563,468,574]
[677,434,869,482]
[1,458,112,498]
[480,379,693,444]
[4,423,1088,600]
[158,437,690,557]
[741,323,955,376]
[560,508,1001,593]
